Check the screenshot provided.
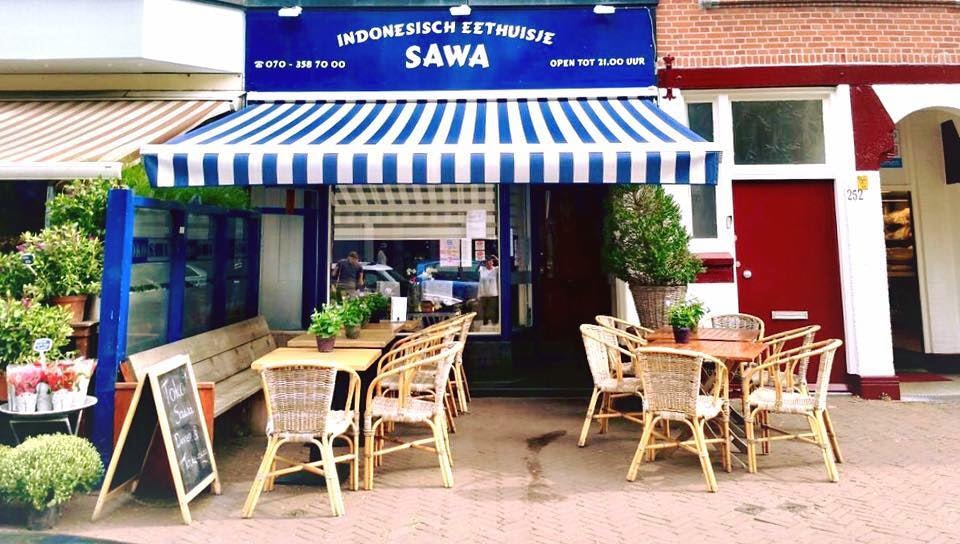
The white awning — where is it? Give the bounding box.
[0,99,233,180]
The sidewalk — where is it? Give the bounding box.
[8,396,960,543]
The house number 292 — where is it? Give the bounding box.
[846,189,864,201]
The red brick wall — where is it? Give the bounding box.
[657,1,960,68]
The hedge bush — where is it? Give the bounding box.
[0,434,103,511]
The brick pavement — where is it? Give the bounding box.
[7,396,960,543]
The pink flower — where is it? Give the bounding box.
[15,243,25,253]
[20,298,32,309]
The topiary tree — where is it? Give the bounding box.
[0,434,103,512]
[602,185,703,327]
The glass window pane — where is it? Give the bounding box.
[226,217,249,324]
[332,186,500,334]
[732,100,825,164]
[0,181,46,252]
[183,214,215,338]
[691,185,718,239]
[128,209,171,354]
[686,103,714,141]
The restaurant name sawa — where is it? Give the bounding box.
[336,21,557,69]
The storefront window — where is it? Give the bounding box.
[127,209,171,353]
[0,181,47,252]
[225,217,249,325]
[183,214,214,338]
[687,103,714,143]
[732,100,825,165]
[332,186,500,334]
[687,103,718,239]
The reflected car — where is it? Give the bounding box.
[415,260,482,302]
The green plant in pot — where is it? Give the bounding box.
[0,434,103,530]
[341,298,366,339]
[308,304,342,352]
[603,185,704,328]
[18,224,103,322]
[364,292,390,323]
[667,298,708,344]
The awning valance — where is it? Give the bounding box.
[142,97,720,187]
[0,99,233,180]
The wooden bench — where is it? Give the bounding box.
[121,316,276,418]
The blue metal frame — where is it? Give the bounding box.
[317,188,331,309]
[166,210,187,343]
[92,189,135,468]
[93,189,261,464]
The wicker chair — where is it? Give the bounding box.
[242,362,361,518]
[626,347,731,493]
[709,313,765,340]
[747,325,821,456]
[393,313,475,416]
[377,320,465,434]
[595,315,652,375]
[578,324,645,447]
[741,339,843,482]
[364,342,462,490]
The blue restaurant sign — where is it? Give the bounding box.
[246,6,656,92]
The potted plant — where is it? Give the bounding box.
[341,299,365,339]
[0,434,104,530]
[603,186,704,328]
[18,224,103,322]
[363,292,390,323]
[308,304,342,352]
[0,298,73,402]
[667,298,708,344]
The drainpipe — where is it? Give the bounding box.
[700,0,960,7]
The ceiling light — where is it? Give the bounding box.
[278,5,302,17]
[593,4,616,14]
[449,4,471,16]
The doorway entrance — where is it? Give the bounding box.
[732,180,848,386]
[471,186,611,394]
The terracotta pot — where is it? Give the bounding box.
[316,336,336,352]
[673,326,692,344]
[345,325,361,339]
[51,295,88,322]
[628,284,687,329]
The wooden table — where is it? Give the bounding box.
[287,327,398,350]
[251,347,382,372]
[646,327,759,343]
[645,338,766,363]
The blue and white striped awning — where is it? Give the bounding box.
[142,97,720,187]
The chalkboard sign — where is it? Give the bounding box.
[154,361,213,494]
[93,355,219,525]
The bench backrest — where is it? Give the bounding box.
[126,316,276,383]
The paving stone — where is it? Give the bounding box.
[3,396,957,543]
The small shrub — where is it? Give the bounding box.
[47,179,114,240]
[0,252,33,300]
[0,299,73,370]
[602,185,703,286]
[18,224,103,299]
[0,434,103,511]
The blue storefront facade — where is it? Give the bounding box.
[92,2,722,461]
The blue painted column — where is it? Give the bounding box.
[92,189,135,466]
[498,187,512,340]
[165,210,186,343]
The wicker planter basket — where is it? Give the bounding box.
[629,283,687,329]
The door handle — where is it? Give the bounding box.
[742,270,752,279]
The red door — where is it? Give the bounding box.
[733,180,847,385]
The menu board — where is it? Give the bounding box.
[154,363,213,494]
[93,355,219,525]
